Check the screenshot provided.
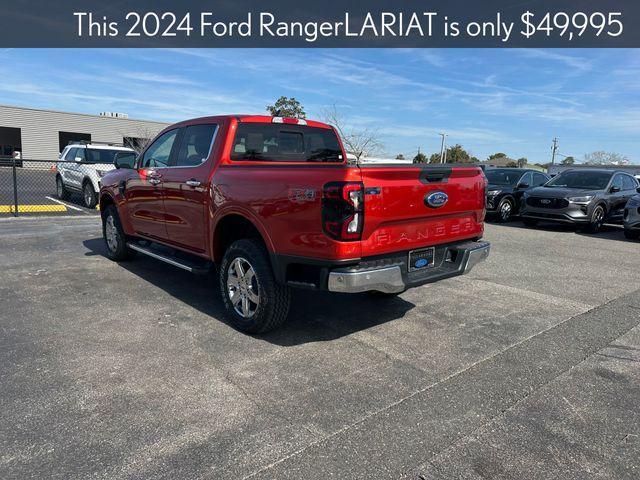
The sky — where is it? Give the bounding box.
[0,48,638,163]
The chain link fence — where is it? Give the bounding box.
[0,158,108,216]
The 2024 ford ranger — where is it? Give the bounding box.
[99,115,490,333]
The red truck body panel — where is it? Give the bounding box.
[358,165,485,257]
[101,115,486,272]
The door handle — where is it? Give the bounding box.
[185,179,201,187]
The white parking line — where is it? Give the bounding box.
[44,196,84,211]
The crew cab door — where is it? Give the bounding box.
[161,123,218,253]
[125,128,180,240]
[608,174,628,220]
[358,164,486,257]
[613,174,639,220]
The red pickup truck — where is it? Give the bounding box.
[99,115,490,333]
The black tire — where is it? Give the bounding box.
[102,205,135,261]
[624,228,640,240]
[585,204,605,233]
[83,181,98,209]
[219,239,291,334]
[522,218,539,227]
[56,175,69,200]
[496,198,514,223]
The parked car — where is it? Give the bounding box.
[624,190,640,239]
[520,169,640,232]
[485,168,550,222]
[57,142,136,208]
[99,115,490,333]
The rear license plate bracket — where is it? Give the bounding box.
[408,247,435,272]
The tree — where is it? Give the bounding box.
[506,160,518,168]
[446,144,472,163]
[516,157,528,168]
[395,154,405,160]
[561,156,575,165]
[321,105,384,162]
[487,152,507,162]
[266,96,306,119]
[413,152,427,164]
[583,151,628,165]
[428,153,441,164]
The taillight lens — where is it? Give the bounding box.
[322,181,364,241]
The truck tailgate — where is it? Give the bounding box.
[358,165,486,257]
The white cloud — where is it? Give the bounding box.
[515,49,592,73]
[119,71,198,85]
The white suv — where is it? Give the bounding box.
[56,142,136,208]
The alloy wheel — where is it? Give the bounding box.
[105,215,119,252]
[84,184,94,207]
[593,206,604,230]
[227,257,260,318]
[500,201,512,221]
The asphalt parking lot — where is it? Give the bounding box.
[1,217,639,480]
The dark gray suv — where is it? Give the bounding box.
[520,169,640,233]
[624,192,640,239]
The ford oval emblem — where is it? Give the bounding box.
[415,259,429,268]
[425,191,448,208]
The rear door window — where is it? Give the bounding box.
[175,124,217,167]
[622,175,637,191]
[231,124,343,162]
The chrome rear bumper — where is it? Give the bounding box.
[328,241,490,294]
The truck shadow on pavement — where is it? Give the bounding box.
[83,238,415,346]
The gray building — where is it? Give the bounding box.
[0,104,169,161]
[548,163,640,178]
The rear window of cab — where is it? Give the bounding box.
[231,123,343,163]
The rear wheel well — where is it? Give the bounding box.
[213,215,267,265]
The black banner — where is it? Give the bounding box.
[2,0,639,47]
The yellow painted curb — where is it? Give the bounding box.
[0,204,68,213]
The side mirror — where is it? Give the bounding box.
[114,152,136,169]
[517,183,529,189]
[74,157,83,163]
[610,186,621,193]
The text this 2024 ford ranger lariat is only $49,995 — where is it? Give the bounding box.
[99,115,490,333]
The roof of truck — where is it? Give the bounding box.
[172,115,333,130]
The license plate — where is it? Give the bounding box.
[408,247,435,272]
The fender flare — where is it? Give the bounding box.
[210,205,276,257]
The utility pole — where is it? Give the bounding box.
[439,133,448,164]
[551,137,558,165]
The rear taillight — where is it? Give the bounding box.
[322,181,364,241]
